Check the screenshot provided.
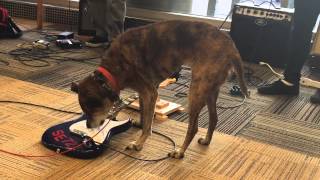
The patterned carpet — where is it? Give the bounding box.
[1,26,320,157]
[2,76,320,179]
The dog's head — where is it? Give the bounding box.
[71,71,119,128]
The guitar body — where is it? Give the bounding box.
[69,118,132,144]
[41,115,132,159]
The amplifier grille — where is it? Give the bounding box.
[233,5,293,22]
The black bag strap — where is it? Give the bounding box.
[7,17,22,38]
[0,6,22,39]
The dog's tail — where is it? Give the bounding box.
[231,53,250,98]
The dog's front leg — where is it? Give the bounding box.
[126,88,157,151]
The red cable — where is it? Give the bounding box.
[0,120,111,158]
[0,143,84,158]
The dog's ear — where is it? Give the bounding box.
[71,82,79,93]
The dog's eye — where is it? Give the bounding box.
[86,97,102,108]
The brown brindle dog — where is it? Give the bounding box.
[71,20,249,159]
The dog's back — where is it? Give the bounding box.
[106,20,248,96]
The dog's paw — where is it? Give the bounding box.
[198,137,211,145]
[168,149,184,159]
[125,141,143,151]
[132,119,142,128]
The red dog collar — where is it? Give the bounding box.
[97,66,120,94]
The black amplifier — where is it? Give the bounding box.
[230,3,294,67]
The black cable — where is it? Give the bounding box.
[255,0,279,9]
[0,100,82,114]
[19,59,51,67]
[4,47,101,67]
[218,7,233,30]
[174,92,188,98]
[0,51,9,54]
[217,96,246,109]
[218,0,255,30]
[100,129,176,162]
[0,51,10,66]
[0,98,176,162]
[0,59,9,66]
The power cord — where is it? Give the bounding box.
[255,0,280,9]
[218,0,255,30]
[99,129,176,162]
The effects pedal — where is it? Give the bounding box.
[56,39,83,49]
[57,32,74,40]
[33,40,50,49]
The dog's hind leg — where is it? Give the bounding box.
[168,77,208,159]
[126,86,158,151]
[198,88,219,145]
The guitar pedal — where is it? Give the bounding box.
[56,39,83,49]
[33,40,50,49]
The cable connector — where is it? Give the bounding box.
[230,85,243,96]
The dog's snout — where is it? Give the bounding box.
[100,120,105,126]
[86,120,92,128]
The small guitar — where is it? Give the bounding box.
[70,117,132,144]
[41,114,132,159]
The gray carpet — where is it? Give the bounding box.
[238,112,320,156]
